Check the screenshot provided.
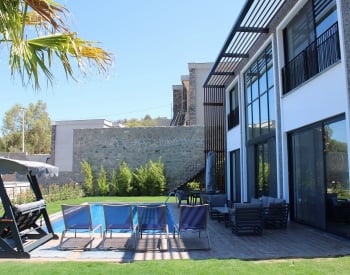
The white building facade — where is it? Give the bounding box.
[204,0,350,237]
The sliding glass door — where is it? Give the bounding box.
[289,116,349,235]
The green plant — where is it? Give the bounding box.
[146,158,166,195]
[97,165,109,196]
[108,168,118,196]
[187,181,201,191]
[80,160,94,196]
[117,161,133,195]
[132,158,166,196]
[133,165,148,196]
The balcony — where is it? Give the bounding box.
[282,23,340,94]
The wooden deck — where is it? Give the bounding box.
[24,203,350,262]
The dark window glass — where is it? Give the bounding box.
[268,88,275,130]
[228,84,239,130]
[230,149,241,202]
[244,44,274,141]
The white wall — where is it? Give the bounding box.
[189,62,213,126]
[281,63,347,132]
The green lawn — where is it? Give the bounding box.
[2,257,350,274]
[2,196,349,274]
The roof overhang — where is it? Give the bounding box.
[204,0,286,88]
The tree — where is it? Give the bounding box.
[0,0,112,89]
[2,100,51,153]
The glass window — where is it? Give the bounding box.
[230,149,241,202]
[244,44,274,141]
[267,66,274,89]
[284,1,315,61]
[260,94,268,135]
[252,79,259,101]
[256,142,272,197]
[228,84,239,130]
[252,100,260,138]
[315,0,337,36]
[268,88,275,130]
[247,105,252,140]
[282,0,339,94]
[325,119,349,198]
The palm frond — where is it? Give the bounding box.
[24,0,68,31]
[24,11,43,26]
[9,33,113,89]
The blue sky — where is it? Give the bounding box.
[0,0,245,126]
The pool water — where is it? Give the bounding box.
[50,204,174,233]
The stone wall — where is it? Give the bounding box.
[71,126,205,191]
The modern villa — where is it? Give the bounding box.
[203,0,350,238]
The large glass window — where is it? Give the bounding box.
[282,0,339,93]
[245,44,277,200]
[245,44,275,141]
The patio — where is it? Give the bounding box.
[18,203,350,262]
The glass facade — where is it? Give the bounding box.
[244,44,277,200]
[245,44,275,141]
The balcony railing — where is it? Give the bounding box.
[282,22,340,94]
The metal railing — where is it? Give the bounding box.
[282,22,340,94]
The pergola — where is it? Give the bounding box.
[202,0,287,191]
[204,0,286,88]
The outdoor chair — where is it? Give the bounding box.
[99,204,136,250]
[230,203,263,235]
[136,204,168,239]
[136,204,169,251]
[59,204,102,250]
[252,196,289,229]
[207,193,229,220]
[173,204,211,250]
[175,190,190,207]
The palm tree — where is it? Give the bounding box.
[0,0,112,89]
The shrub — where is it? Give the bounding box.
[133,158,166,196]
[146,159,166,195]
[80,160,94,196]
[109,168,118,196]
[117,161,133,195]
[97,165,109,196]
[133,165,147,196]
[187,181,201,191]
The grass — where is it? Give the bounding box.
[1,196,349,274]
[1,257,350,274]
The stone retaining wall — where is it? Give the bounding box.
[71,126,205,191]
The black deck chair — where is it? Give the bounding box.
[0,158,59,258]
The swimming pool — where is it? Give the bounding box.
[50,203,175,233]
